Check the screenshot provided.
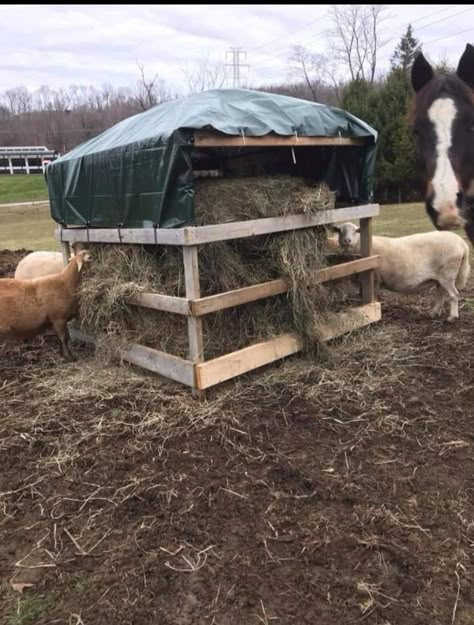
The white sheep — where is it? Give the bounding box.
[14,243,86,280]
[14,251,64,279]
[331,222,471,322]
[0,250,92,360]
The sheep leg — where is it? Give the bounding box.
[51,319,75,361]
[430,285,446,318]
[437,280,459,322]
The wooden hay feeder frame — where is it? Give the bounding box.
[56,131,381,394]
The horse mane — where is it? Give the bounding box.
[408,73,474,124]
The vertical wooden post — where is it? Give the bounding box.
[359,217,375,304]
[183,246,205,396]
[61,241,71,267]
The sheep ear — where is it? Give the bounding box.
[331,225,341,233]
[76,256,84,272]
[356,227,361,233]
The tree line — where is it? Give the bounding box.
[0,5,453,202]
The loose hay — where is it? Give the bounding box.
[78,176,348,362]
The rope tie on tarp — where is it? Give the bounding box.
[117,223,124,244]
[153,223,158,246]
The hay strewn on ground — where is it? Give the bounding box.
[78,176,350,360]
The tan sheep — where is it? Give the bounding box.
[0,250,92,361]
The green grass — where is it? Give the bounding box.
[0,204,59,251]
[0,175,49,204]
[0,200,470,253]
[6,595,51,625]
[373,202,435,237]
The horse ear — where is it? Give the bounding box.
[411,52,434,93]
[456,43,474,90]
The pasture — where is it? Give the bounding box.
[0,201,473,624]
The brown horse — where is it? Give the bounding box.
[410,44,474,245]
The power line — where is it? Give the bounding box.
[247,15,323,53]
[250,5,470,73]
[422,24,474,46]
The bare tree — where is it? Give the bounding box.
[287,45,343,104]
[326,4,388,85]
[133,61,172,111]
[288,45,326,101]
[182,56,227,94]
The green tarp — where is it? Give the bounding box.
[45,88,378,229]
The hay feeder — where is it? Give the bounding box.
[50,91,381,393]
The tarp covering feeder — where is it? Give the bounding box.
[45,88,378,229]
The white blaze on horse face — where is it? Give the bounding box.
[428,98,464,228]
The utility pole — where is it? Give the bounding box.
[224,47,249,88]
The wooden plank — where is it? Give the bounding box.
[195,333,303,390]
[122,344,195,387]
[60,241,71,267]
[183,204,380,245]
[317,302,381,342]
[55,205,380,248]
[128,292,190,315]
[56,226,186,246]
[183,247,205,396]
[190,256,380,316]
[69,327,195,387]
[191,279,288,316]
[359,217,375,304]
[195,302,381,390]
[194,130,368,148]
[314,255,380,284]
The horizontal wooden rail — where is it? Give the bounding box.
[128,292,190,315]
[195,333,302,390]
[193,130,368,148]
[55,204,379,247]
[69,327,195,387]
[124,256,380,317]
[182,205,379,245]
[191,279,288,316]
[194,302,381,390]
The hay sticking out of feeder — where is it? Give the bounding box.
[78,176,341,362]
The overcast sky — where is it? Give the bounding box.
[1,4,473,94]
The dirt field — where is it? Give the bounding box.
[1,248,473,625]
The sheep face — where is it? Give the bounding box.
[76,250,93,272]
[332,222,360,249]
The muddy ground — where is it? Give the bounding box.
[0,249,473,625]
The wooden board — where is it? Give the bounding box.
[317,302,381,342]
[194,129,368,148]
[129,292,190,315]
[195,333,303,390]
[195,302,381,390]
[69,327,195,387]
[182,205,380,245]
[56,204,379,247]
[56,226,186,246]
[191,279,288,316]
[359,217,375,304]
[190,256,380,316]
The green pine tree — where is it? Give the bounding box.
[390,25,421,73]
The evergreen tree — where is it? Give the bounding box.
[390,25,421,73]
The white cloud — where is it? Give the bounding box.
[0,3,472,93]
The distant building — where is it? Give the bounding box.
[0,146,59,175]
